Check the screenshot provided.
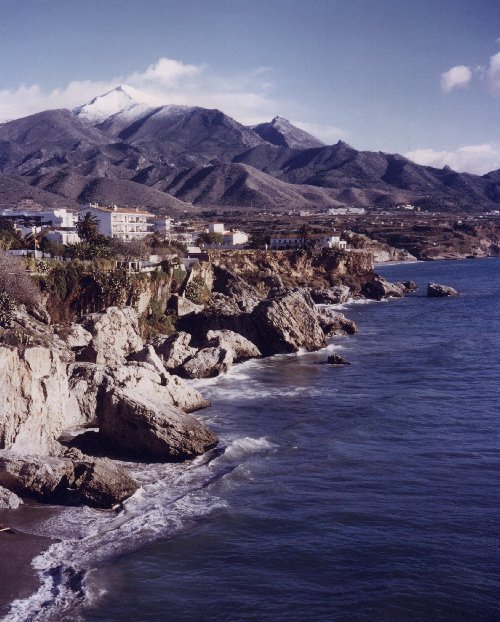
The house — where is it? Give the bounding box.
[269,232,347,250]
[208,223,225,234]
[223,230,249,245]
[81,203,154,240]
[202,223,249,246]
[153,217,174,236]
[1,207,80,243]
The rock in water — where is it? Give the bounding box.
[361,277,405,300]
[316,308,358,337]
[205,329,261,362]
[326,353,351,365]
[250,291,326,355]
[310,285,351,305]
[72,456,139,508]
[176,346,234,379]
[427,282,459,297]
[99,388,219,461]
[0,450,138,508]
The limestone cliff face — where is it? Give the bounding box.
[0,346,69,456]
[207,249,374,292]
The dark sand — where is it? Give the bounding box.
[0,505,57,617]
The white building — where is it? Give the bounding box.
[45,230,81,245]
[223,230,249,245]
[153,217,174,236]
[208,223,225,234]
[81,203,154,240]
[269,233,347,250]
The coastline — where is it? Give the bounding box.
[0,514,54,618]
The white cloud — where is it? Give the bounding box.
[292,121,348,144]
[440,65,472,93]
[485,51,500,95]
[0,57,287,126]
[405,143,500,175]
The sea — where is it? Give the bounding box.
[4,258,500,622]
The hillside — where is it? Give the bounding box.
[0,85,500,213]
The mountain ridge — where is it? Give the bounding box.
[0,87,499,213]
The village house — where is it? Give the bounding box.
[0,207,80,243]
[269,232,347,250]
[204,223,249,246]
[82,203,154,241]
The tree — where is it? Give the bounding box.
[197,232,224,245]
[77,212,101,242]
[109,237,149,260]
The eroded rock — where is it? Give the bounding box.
[99,388,218,462]
[427,283,459,297]
[361,277,405,300]
[316,308,358,337]
[178,347,234,379]
[78,307,143,366]
[205,329,261,362]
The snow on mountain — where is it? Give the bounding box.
[74,85,163,124]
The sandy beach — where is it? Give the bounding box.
[0,505,56,617]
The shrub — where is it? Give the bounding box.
[0,290,16,328]
[0,250,41,307]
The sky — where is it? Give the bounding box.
[0,0,499,174]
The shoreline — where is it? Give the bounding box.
[0,533,50,618]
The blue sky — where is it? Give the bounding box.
[1,0,499,173]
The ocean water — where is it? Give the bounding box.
[6,259,500,622]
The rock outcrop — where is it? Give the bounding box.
[317,308,358,337]
[0,450,138,508]
[151,332,198,371]
[427,283,459,297]
[211,266,262,312]
[0,485,23,509]
[177,346,234,379]
[361,277,405,300]
[0,345,70,456]
[311,285,351,305]
[327,353,351,365]
[205,329,261,362]
[78,306,143,366]
[251,290,327,355]
[99,388,218,461]
[67,360,210,428]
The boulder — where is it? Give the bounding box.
[427,282,459,297]
[177,347,234,379]
[99,388,218,461]
[250,291,326,355]
[0,450,138,509]
[0,485,23,509]
[78,306,143,366]
[361,277,405,300]
[205,329,261,362]
[401,280,418,292]
[311,285,351,305]
[317,308,358,337]
[71,456,139,509]
[326,353,351,365]
[0,451,74,501]
[66,360,210,429]
[150,332,197,370]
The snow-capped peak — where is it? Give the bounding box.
[74,85,163,124]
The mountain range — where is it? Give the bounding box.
[0,84,499,214]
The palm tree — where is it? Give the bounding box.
[77,212,101,242]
